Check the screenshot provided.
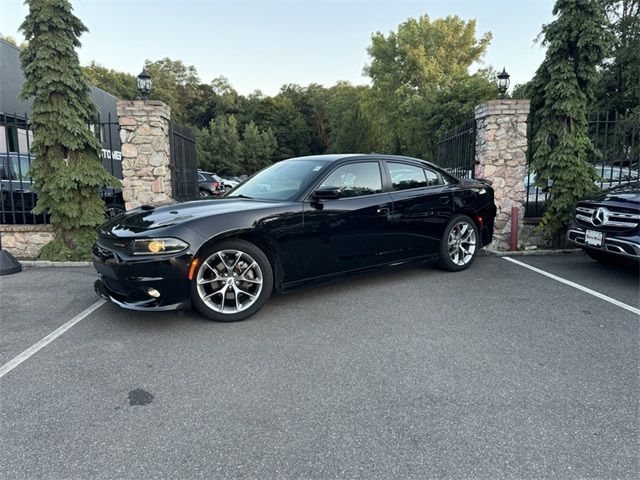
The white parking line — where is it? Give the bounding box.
[503,257,640,316]
[0,300,105,380]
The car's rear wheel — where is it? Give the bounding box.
[104,203,125,219]
[438,215,479,271]
[199,189,211,197]
[191,239,273,322]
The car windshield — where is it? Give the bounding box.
[227,160,329,201]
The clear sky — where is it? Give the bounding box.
[0,0,555,95]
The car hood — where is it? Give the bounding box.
[98,198,282,236]
[588,182,640,205]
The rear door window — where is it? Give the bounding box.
[388,163,428,191]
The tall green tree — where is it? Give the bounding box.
[529,0,612,243]
[365,15,492,161]
[20,0,118,260]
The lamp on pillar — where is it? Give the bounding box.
[497,67,510,99]
[137,67,152,100]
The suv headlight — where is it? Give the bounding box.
[133,238,189,255]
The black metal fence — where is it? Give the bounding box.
[524,111,640,217]
[436,119,476,179]
[1,112,122,224]
[170,122,198,201]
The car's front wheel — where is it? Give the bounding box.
[191,239,273,321]
[438,215,479,271]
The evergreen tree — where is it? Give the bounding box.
[529,0,611,244]
[20,0,118,260]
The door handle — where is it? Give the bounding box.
[377,207,390,215]
[439,196,450,204]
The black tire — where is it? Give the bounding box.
[104,203,125,219]
[191,239,273,322]
[199,189,212,197]
[437,214,480,271]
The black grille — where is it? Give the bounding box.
[97,235,133,256]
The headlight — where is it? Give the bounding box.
[133,238,189,255]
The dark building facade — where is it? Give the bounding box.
[0,38,122,179]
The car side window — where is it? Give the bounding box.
[424,168,441,186]
[198,174,206,181]
[388,163,428,191]
[319,162,382,198]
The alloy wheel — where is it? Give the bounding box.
[104,206,125,219]
[447,221,477,266]
[196,249,263,314]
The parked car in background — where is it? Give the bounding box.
[219,175,241,189]
[197,170,226,197]
[1,153,125,221]
[525,165,639,218]
[567,181,640,265]
[93,154,497,322]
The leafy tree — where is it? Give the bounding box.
[197,115,242,174]
[422,70,496,159]
[144,58,201,123]
[20,0,118,260]
[278,84,329,154]
[594,0,640,114]
[240,121,277,174]
[326,82,375,153]
[365,15,492,160]
[529,0,611,243]
[82,61,138,99]
[252,96,311,160]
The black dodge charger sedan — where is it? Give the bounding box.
[93,154,497,321]
[567,181,640,265]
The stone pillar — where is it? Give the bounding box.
[474,99,530,251]
[117,100,173,210]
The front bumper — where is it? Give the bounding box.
[92,243,192,311]
[567,224,640,261]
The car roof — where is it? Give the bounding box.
[282,153,441,170]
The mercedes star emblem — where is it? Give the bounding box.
[591,207,608,226]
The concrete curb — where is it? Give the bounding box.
[19,260,93,267]
[481,248,582,257]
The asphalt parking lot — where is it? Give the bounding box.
[1,254,638,479]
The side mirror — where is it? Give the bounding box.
[313,187,342,200]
